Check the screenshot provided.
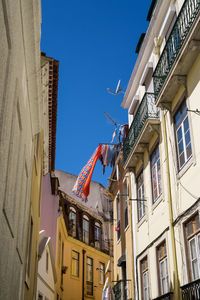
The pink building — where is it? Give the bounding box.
[40,54,59,256]
[40,172,59,255]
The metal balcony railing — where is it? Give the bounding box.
[153,292,173,300]
[123,93,159,164]
[113,280,132,300]
[181,278,200,299]
[113,281,121,300]
[153,0,200,99]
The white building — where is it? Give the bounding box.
[121,0,200,299]
[37,231,57,300]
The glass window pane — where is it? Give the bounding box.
[190,239,197,260]
[192,260,199,280]
[179,152,185,168]
[177,127,183,143]
[183,117,189,132]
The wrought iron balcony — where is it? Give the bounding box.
[113,280,132,300]
[153,0,200,101]
[181,278,200,299]
[123,93,159,165]
[153,292,173,300]
[113,281,121,300]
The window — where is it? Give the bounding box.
[116,195,121,240]
[46,251,48,273]
[174,100,192,170]
[137,171,145,221]
[71,250,79,277]
[140,257,149,300]
[94,222,101,249]
[61,242,64,287]
[58,232,61,265]
[38,293,43,300]
[99,262,105,285]
[151,145,162,203]
[27,217,33,279]
[86,257,93,295]
[123,182,129,229]
[69,207,76,237]
[185,214,200,281]
[157,241,169,295]
[83,215,89,244]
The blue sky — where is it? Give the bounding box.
[41,0,152,187]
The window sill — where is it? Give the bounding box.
[124,225,130,233]
[116,237,121,245]
[137,215,147,230]
[85,295,94,299]
[152,194,163,213]
[176,156,193,179]
[71,275,80,281]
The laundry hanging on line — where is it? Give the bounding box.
[72,143,122,202]
[72,145,102,202]
[72,124,129,201]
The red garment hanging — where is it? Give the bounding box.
[82,144,102,198]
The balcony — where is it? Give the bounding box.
[123,93,160,168]
[153,0,200,106]
[181,278,200,299]
[153,292,173,300]
[113,280,132,300]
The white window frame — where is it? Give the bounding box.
[151,145,162,203]
[159,257,169,295]
[116,194,121,241]
[69,207,77,237]
[188,233,200,281]
[99,262,105,285]
[137,171,145,221]
[123,180,129,229]
[143,270,149,300]
[83,215,89,244]
[175,113,192,170]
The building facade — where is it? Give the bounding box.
[55,170,113,300]
[0,0,42,299]
[108,152,135,300]
[40,53,59,257]
[37,230,57,300]
[121,0,200,299]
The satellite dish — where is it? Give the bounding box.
[103,277,109,291]
[107,80,124,95]
[105,260,110,274]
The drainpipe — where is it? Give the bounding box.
[128,171,138,300]
[82,249,86,300]
[161,109,180,299]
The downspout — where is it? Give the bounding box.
[161,109,180,299]
[129,171,138,300]
[82,249,86,300]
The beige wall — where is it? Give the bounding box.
[0,0,42,299]
[23,132,43,300]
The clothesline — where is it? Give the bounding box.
[72,124,129,202]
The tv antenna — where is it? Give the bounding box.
[107,80,125,95]
[104,112,118,129]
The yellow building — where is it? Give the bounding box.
[108,152,135,300]
[55,170,113,300]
